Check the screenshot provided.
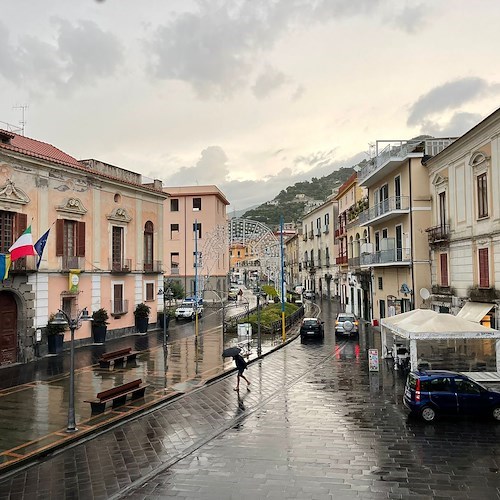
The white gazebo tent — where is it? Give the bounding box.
[380,309,500,378]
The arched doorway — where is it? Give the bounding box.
[0,291,17,365]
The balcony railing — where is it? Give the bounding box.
[9,255,37,274]
[359,139,456,184]
[61,256,84,271]
[308,230,314,239]
[111,299,129,316]
[323,224,329,234]
[336,255,348,265]
[315,227,321,237]
[110,258,132,273]
[348,256,360,268]
[143,260,163,273]
[359,196,410,225]
[426,224,450,244]
[360,247,411,266]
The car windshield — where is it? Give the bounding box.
[338,316,354,322]
[180,302,193,308]
[303,320,318,327]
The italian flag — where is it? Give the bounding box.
[9,225,36,262]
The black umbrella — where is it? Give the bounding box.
[222,346,241,358]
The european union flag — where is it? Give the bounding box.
[34,228,50,269]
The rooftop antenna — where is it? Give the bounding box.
[13,104,28,136]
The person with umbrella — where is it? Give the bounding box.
[222,347,251,392]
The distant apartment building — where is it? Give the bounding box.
[333,173,370,319]
[299,197,337,297]
[164,185,230,298]
[424,107,500,328]
[358,137,455,322]
[284,232,300,294]
[0,130,167,364]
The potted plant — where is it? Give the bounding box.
[91,308,109,344]
[46,313,66,354]
[134,302,151,333]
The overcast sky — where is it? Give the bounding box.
[1,0,499,211]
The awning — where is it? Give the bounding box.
[456,302,494,323]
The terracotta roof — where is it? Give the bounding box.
[0,129,83,168]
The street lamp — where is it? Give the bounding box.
[158,278,173,391]
[50,307,92,433]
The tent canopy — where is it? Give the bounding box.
[381,308,500,340]
[456,301,494,323]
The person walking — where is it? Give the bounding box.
[233,353,250,391]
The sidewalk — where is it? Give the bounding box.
[0,295,301,474]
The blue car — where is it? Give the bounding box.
[403,370,500,422]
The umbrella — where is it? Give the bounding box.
[222,346,241,358]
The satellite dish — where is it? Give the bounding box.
[419,288,430,300]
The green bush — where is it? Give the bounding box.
[261,285,278,298]
[244,302,298,329]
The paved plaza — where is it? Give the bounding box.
[0,300,500,499]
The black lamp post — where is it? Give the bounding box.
[158,278,173,391]
[50,308,92,433]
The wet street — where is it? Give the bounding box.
[1,300,500,499]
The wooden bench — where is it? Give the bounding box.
[84,378,149,413]
[98,347,138,368]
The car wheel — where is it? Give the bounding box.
[492,406,500,421]
[420,406,437,422]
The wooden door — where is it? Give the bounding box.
[0,292,17,365]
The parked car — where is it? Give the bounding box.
[300,317,324,341]
[175,300,203,320]
[303,290,315,300]
[335,313,359,336]
[403,370,500,422]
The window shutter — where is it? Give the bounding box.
[479,248,489,288]
[440,253,448,287]
[56,219,64,256]
[13,213,27,239]
[76,222,85,257]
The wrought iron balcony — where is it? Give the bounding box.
[109,258,132,273]
[9,255,37,274]
[348,256,360,268]
[426,224,450,244]
[61,256,84,271]
[336,254,348,265]
[143,260,163,273]
[111,299,129,316]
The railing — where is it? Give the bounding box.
[315,228,321,237]
[109,258,132,273]
[10,255,37,273]
[426,224,450,244]
[111,299,129,316]
[359,139,456,184]
[323,225,329,234]
[170,265,180,275]
[360,247,411,266]
[61,256,84,271]
[348,256,360,268]
[358,196,409,224]
[143,260,163,273]
[308,230,314,239]
[336,255,348,265]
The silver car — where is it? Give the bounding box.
[335,313,359,336]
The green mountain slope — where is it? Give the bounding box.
[243,166,357,227]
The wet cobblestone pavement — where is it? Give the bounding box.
[1,300,500,498]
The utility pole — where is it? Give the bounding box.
[194,219,199,345]
[280,215,286,342]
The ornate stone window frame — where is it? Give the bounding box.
[56,198,88,219]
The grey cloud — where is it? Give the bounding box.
[0,19,123,96]
[164,146,230,186]
[146,0,387,99]
[390,4,427,34]
[54,19,124,87]
[420,112,483,138]
[291,84,305,101]
[408,77,500,126]
[252,66,287,99]
[162,145,365,210]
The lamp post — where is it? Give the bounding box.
[50,307,92,433]
[158,278,173,391]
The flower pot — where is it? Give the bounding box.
[136,317,149,333]
[92,325,107,344]
[158,313,170,329]
[47,334,64,354]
